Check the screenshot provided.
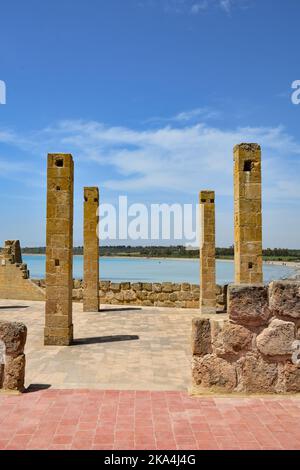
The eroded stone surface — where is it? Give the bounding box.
[237,353,278,393]
[191,318,212,356]
[234,143,263,284]
[0,321,27,357]
[228,284,271,326]
[200,190,216,314]
[256,319,295,357]
[192,354,237,391]
[212,320,253,357]
[282,363,300,392]
[269,281,300,319]
[3,354,25,391]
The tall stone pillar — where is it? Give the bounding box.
[200,191,216,314]
[83,187,100,312]
[234,143,263,284]
[44,154,74,346]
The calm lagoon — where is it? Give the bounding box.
[23,255,295,285]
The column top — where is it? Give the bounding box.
[200,190,215,203]
[47,153,73,169]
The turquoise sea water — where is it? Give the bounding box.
[22,255,295,284]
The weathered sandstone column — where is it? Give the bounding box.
[44,154,74,346]
[83,187,100,312]
[234,144,263,284]
[200,191,216,314]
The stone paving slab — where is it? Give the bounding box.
[0,299,203,391]
[1,389,300,450]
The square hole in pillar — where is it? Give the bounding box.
[243,160,253,172]
[248,262,253,269]
[55,259,60,267]
[55,158,64,167]
[56,186,61,191]
[201,199,206,203]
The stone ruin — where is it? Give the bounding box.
[192,281,300,394]
[0,321,27,392]
[0,240,45,301]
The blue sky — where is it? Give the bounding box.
[0,0,300,247]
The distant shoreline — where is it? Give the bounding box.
[22,253,300,268]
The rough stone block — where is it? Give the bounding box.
[237,353,278,393]
[256,319,295,357]
[228,284,271,326]
[0,321,27,357]
[282,363,300,392]
[269,281,300,319]
[212,320,253,358]
[152,283,162,293]
[191,318,212,356]
[192,355,237,391]
[3,354,25,391]
[162,282,173,293]
[142,283,152,292]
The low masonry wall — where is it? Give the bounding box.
[0,241,45,301]
[32,279,227,311]
[192,281,300,394]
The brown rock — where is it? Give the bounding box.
[3,354,25,391]
[162,282,173,293]
[142,283,152,292]
[152,283,162,293]
[0,321,27,357]
[120,282,131,290]
[181,283,191,291]
[169,293,178,302]
[110,283,121,292]
[256,319,295,357]
[192,355,237,391]
[123,290,137,302]
[228,284,271,327]
[237,353,278,393]
[131,283,142,291]
[100,281,110,291]
[269,281,300,319]
[191,318,212,356]
[282,363,300,392]
[212,320,253,357]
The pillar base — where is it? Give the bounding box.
[44,325,73,346]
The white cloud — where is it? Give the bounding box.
[140,0,251,15]
[1,118,299,204]
[191,2,209,14]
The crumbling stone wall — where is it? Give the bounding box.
[0,241,45,301]
[192,281,300,394]
[33,279,227,310]
[0,321,27,392]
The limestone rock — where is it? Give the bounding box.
[3,353,25,391]
[269,281,300,319]
[256,319,295,357]
[162,282,173,293]
[228,284,271,326]
[237,353,278,393]
[212,320,253,357]
[191,318,212,356]
[192,354,237,391]
[282,363,300,392]
[0,321,27,357]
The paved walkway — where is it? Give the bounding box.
[1,389,300,450]
[0,299,204,391]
